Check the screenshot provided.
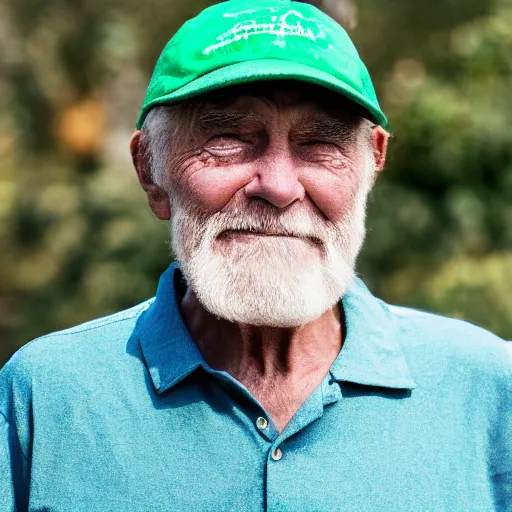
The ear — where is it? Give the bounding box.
[371,125,389,173]
[130,130,171,220]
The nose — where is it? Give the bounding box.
[244,146,305,209]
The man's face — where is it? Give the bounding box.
[136,83,387,327]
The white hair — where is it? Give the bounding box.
[141,106,179,188]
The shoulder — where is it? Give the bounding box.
[7,298,153,364]
[387,301,506,348]
[0,299,154,402]
[384,302,511,387]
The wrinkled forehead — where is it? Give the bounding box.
[186,80,370,124]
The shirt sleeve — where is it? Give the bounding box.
[0,413,16,511]
[0,355,32,512]
[492,342,512,512]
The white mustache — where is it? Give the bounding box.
[206,207,330,242]
[217,228,323,245]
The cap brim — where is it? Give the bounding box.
[136,59,388,129]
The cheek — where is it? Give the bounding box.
[178,163,252,212]
[301,164,364,222]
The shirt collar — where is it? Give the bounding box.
[330,278,416,390]
[136,263,205,394]
[136,263,416,395]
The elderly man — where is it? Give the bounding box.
[1,0,511,510]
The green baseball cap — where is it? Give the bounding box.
[136,0,387,129]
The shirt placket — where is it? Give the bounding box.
[263,374,343,511]
[204,366,343,511]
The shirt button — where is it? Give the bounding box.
[271,448,283,461]
[256,417,268,430]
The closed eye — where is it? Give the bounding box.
[215,133,240,139]
[203,134,256,158]
[208,134,254,144]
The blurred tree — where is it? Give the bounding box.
[297,0,357,29]
[357,0,512,338]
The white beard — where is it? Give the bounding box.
[169,161,373,328]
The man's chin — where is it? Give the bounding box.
[198,289,339,328]
[181,251,355,327]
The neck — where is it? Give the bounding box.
[180,289,343,385]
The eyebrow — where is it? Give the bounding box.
[293,111,361,142]
[194,105,362,141]
[197,110,265,133]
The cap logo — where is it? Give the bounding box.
[202,9,327,55]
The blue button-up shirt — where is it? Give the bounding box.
[1,263,511,511]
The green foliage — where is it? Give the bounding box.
[357,0,512,338]
[1,0,511,365]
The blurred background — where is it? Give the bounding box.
[1,0,511,365]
